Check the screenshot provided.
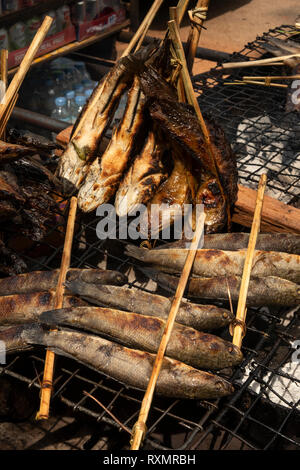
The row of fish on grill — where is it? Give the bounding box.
[57,41,238,235]
[0,231,299,400]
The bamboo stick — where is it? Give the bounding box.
[232,174,267,349]
[121,0,165,58]
[0,49,8,140]
[186,0,210,73]
[0,16,53,123]
[222,53,300,69]
[0,92,18,138]
[130,211,206,450]
[243,74,300,81]
[36,196,78,420]
[169,6,186,102]
[168,19,231,228]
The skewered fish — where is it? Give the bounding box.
[135,64,238,232]
[115,129,168,216]
[40,306,243,370]
[158,232,300,254]
[57,59,132,193]
[0,140,37,163]
[0,291,86,326]
[125,245,300,283]
[20,325,234,399]
[0,268,127,296]
[66,279,234,330]
[78,77,145,212]
[141,268,300,307]
[139,151,197,238]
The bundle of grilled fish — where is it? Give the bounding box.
[259,36,300,112]
[124,234,300,308]
[57,42,238,234]
[0,266,241,399]
[0,135,62,275]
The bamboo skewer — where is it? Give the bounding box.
[226,79,288,88]
[0,16,53,123]
[0,92,18,138]
[186,0,210,73]
[168,19,231,228]
[0,49,8,140]
[231,174,267,349]
[222,53,300,69]
[121,0,165,58]
[36,197,78,420]
[130,212,206,450]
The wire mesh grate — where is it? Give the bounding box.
[0,25,299,450]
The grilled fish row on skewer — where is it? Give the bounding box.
[141,268,300,307]
[125,245,300,283]
[0,324,234,399]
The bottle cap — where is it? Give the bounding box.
[55,97,66,106]
[75,95,86,105]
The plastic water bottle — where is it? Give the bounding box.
[74,61,90,82]
[65,90,76,123]
[74,83,85,96]
[44,79,57,116]
[51,97,69,122]
[71,95,86,123]
[82,78,93,91]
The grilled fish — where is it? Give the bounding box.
[0,291,86,325]
[65,279,234,330]
[21,326,234,399]
[125,245,300,283]
[78,77,145,212]
[115,130,168,216]
[57,59,131,193]
[158,232,300,254]
[136,65,238,231]
[139,151,197,238]
[0,268,127,296]
[142,269,300,307]
[0,324,35,353]
[0,140,37,163]
[40,306,243,370]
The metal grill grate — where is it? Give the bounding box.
[0,25,299,450]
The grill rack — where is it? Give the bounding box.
[1,25,300,450]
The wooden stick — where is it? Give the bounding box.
[0,16,53,123]
[186,0,210,73]
[232,174,267,349]
[168,19,231,228]
[0,49,8,140]
[243,74,300,81]
[121,0,165,58]
[222,53,300,69]
[0,92,18,138]
[36,196,77,420]
[169,7,186,102]
[130,211,206,450]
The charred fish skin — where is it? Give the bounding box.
[0,268,127,296]
[115,130,168,217]
[78,78,146,212]
[57,57,132,194]
[145,269,300,307]
[0,291,86,326]
[158,233,300,254]
[40,306,243,370]
[65,279,234,331]
[0,324,38,353]
[124,245,300,283]
[21,326,234,399]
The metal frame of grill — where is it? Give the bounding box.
[0,25,299,451]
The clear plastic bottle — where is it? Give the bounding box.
[74,83,85,96]
[65,90,76,123]
[51,97,69,122]
[72,95,86,122]
[74,61,90,82]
